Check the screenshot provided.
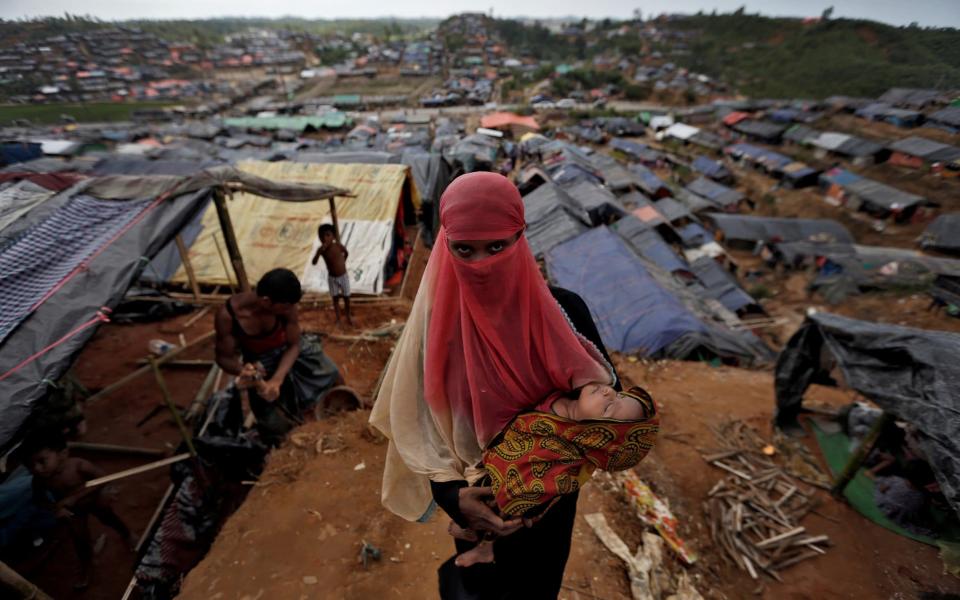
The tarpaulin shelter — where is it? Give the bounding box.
[479,112,540,136]
[691,156,732,183]
[688,256,758,313]
[546,226,771,363]
[224,113,352,132]
[671,188,714,215]
[705,213,853,245]
[920,213,960,254]
[0,142,42,167]
[294,151,401,165]
[168,160,417,296]
[724,143,792,172]
[608,138,662,165]
[611,216,688,274]
[887,137,960,167]
[774,312,960,519]
[927,107,960,133]
[0,166,350,451]
[685,177,745,211]
[562,180,626,225]
[730,120,786,144]
[590,154,639,192]
[627,164,670,198]
[523,182,590,259]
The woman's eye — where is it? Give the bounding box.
[488,243,505,253]
[455,246,472,255]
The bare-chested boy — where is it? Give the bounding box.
[311,223,353,326]
[25,430,136,589]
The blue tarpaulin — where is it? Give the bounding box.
[611,216,688,274]
[691,156,731,181]
[0,142,43,167]
[546,226,709,355]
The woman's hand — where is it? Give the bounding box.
[458,487,523,537]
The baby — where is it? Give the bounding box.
[452,382,658,566]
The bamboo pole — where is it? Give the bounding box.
[66,442,167,457]
[329,197,341,243]
[174,234,201,301]
[135,484,175,553]
[84,453,191,489]
[212,232,237,294]
[149,358,197,457]
[212,189,250,292]
[831,411,894,497]
[0,560,53,600]
[85,330,216,404]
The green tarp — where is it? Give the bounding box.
[810,419,960,547]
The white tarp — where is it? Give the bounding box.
[812,132,852,152]
[300,219,393,295]
[664,122,699,141]
[0,181,56,233]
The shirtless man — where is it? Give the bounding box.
[25,430,135,589]
[311,223,353,326]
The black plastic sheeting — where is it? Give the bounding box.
[920,213,960,253]
[774,312,960,518]
[0,187,210,451]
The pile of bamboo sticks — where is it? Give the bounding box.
[701,421,830,581]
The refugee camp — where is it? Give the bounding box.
[0,4,959,600]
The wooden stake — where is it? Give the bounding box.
[213,188,250,292]
[174,234,201,301]
[84,453,190,489]
[149,358,197,457]
[0,560,53,600]
[180,305,212,330]
[86,330,216,405]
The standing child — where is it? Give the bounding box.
[311,223,353,327]
[24,430,136,589]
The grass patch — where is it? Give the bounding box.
[0,101,179,125]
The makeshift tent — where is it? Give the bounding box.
[611,216,688,274]
[731,120,786,143]
[775,312,960,519]
[920,213,960,253]
[294,151,400,164]
[169,160,418,296]
[627,164,670,198]
[0,142,42,167]
[685,177,744,210]
[706,213,853,245]
[479,112,540,134]
[724,143,792,172]
[562,180,626,225]
[888,137,960,164]
[688,256,757,313]
[0,167,350,450]
[92,157,219,176]
[0,173,80,234]
[691,156,732,182]
[590,154,638,192]
[546,226,771,362]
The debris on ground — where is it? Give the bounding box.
[700,420,832,581]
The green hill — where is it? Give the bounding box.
[660,13,960,98]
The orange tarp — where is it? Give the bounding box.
[480,112,540,131]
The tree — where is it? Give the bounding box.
[821,6,834,20]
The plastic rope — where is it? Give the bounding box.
[0,307,111,382]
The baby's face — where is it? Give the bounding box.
[577,384,646,421]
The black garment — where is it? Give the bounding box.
[433,286,619,600]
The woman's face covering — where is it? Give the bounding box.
[447,231,522,262]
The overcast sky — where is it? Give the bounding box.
[1,0,958,28]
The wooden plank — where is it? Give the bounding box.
[149,358,197,457]
[84,453,191,489]
[135,484,174,553]
[712,461,753,481]
[756,527,806,549]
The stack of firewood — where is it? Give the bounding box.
[701,421,830,581]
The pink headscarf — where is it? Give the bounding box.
[424,172,612,446]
